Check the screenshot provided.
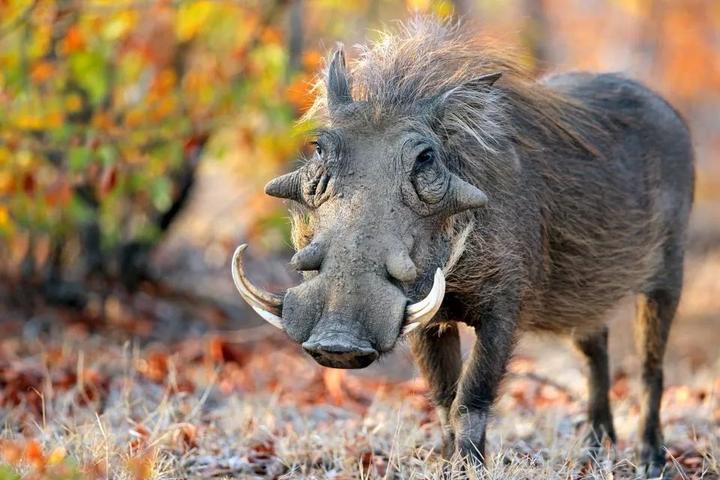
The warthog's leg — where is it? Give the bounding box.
[450,302,518,466]
[409,322,462,457]
[635,287,679,478]
[573,327,616,449]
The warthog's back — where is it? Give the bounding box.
[521,72,694,333]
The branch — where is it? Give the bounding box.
[155,134,208,232]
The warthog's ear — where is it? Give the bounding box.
[438,71,502,104]
[326,44,353,112]
[265,170,302,201]
[445,72,502,98]
[427,71,502,122]
[466,72,502,88]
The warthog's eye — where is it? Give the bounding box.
[311,141,323,157]
[415,148,435,167]
[410,146,448,206]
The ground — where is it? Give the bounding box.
[1,209,720,479]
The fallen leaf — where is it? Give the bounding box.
[172,423,198,452]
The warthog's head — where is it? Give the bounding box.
[233,46,496,368]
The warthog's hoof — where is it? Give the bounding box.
[576,426,616,467]
[440,433,455,459]
[638,445,668,479]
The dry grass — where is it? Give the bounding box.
[1,324,718,480]
[2,241,720,479]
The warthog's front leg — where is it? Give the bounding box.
[409,322,463,457]
[451,301,518,466]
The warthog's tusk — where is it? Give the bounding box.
[402,268,445,335]
[231,244,285,330]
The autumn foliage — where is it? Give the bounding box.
[0,0,316,294]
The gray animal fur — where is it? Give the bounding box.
[268,19,694,476]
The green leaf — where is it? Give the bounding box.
[49,124,72,143]
[67,194,95,224]
[151,176,172,211]
[0,464,21,480]
[98,144,116,166]
[69,51,107,104]
[68,147,92,172]
[150,141,182,169]
[136,222,162,243]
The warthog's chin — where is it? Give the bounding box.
[230,244,446,366]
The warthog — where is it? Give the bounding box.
[231,20,694,476]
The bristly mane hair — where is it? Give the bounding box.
[304,18,611,159]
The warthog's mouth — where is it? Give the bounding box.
[302,331,379,368]
[230,244,446,342]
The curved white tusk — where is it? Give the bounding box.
[231,244,285,330]
[402,268,445,335]
[249,306,284,329]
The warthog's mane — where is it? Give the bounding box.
[305,18,610,159]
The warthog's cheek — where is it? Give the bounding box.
[281,278,325,343]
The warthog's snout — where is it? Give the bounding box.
[302,332,379,369]
[231,245,447,364]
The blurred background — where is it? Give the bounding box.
[2,0,719,364]
[0,1,718,477]
[0,0,717,355]
[0,0,718,377]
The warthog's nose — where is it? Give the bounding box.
[302,333,379,369]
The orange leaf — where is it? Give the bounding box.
[208,336,248,365]
[98,165,118,197]
[0,205,11,231]
[125,109,144,128]
[172,423,198,451]
[91,112,113,131]
[322,368,346,404]
[128,420,150,451]
[260,26,282,45]
[63,25,86,53]
[610,371,629,400]
[302,50,323,72]
[44,176,72,207]
[0,170,16,194]
[30,62,55,83]
[360,450,388,477]
[0,440,23,464]
[149,69,176,97]
[136,352,169,383]
[126,450,154,480]
[24,439,45,470]
[285,73,316,113]
[250,440,275,456]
